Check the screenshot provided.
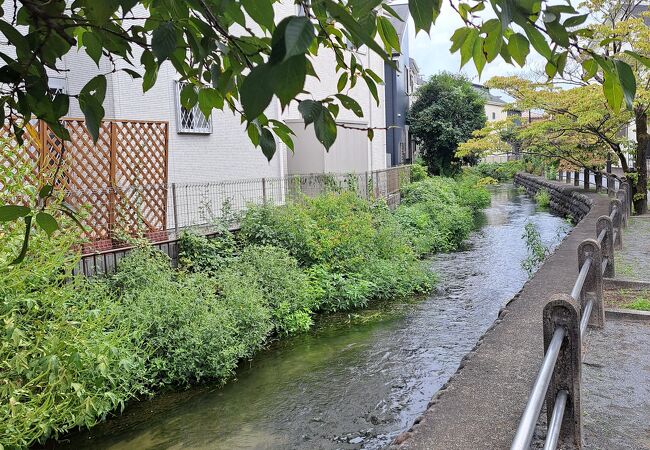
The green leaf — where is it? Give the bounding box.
[259,128,277,161]
[483,20,503,62]
[614,60,636,109]
[35,212,58,237]
[283,17,315,60]
[564,14,588,28]
[367,128,374,141]
[603,70,623,111]
[624,50,650,69]
[10,216,32,265]
[82,31,102,65]
[152,22,178,62]
[523,24,551,59]
[180,83,198,110]
[546,20,569,48]
[241,64,273,119]
[79,75,108,143]
[38,184,53,199]
[0,205,31,222]
[198,88,223,118]
[298,100,322,126]
[473,37,486,78]
[410,0,442,33]
[337,72,349,92]
[377,16,400,52]
[269,55,307,108]
[459,28,478,67]
[335,93,363,117]
[507,33,529,66]
[450,27,471,53]
[242,0,275,31]
[314,107,337,151]
[582,58,598,80]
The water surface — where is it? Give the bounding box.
[56,184,570,450]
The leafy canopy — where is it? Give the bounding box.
[0,0,646,155]
[408,72,486,174]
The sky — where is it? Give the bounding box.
[406,2,547,86]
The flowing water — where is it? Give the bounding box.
[55,184,570,450]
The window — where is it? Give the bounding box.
[492,112,496,120]
[174,81,212,134]
[48,77,67,95]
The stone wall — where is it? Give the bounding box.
[514,172,593,222]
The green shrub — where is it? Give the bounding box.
[0,226,148,448]
[454,174,492,211]
[178,229,238,275]
[108,247,272,387]
[410,163,428,182]
[229,245,314,334]
[534,189,551,207]
[469,160,527,181]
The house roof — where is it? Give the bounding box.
[472,83,507,105]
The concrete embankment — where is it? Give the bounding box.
[394,173,609,450]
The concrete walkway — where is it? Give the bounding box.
[395,178,611,449]
[614,215,650,282]
[582,319,650,450]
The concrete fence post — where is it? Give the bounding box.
[578,239,604,329]
[616,191,628,228]
[606,175,614,197]
[610,199,623,250]
[543,294,582,449]
[583,169,589,190]
[559,170,564,181]
[574,171,580,187]
[597,216,615,279]
[566,171,571,184]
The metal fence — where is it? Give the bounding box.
[511,171,630,450]
[73,165,412,276]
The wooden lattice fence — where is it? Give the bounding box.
[1,118,169,251]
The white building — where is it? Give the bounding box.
[2,2,401,185]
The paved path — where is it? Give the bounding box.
[615,215,650,282]
[396,179,610,449]
[583,319,650,449]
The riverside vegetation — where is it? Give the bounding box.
[0,170,491,449]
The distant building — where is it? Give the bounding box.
[384,3,413,167]
[472,84,521,163]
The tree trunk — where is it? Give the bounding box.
[634,109,648,215]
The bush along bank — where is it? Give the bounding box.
[0,174,490,449]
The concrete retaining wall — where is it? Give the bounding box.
[514,172,593,222]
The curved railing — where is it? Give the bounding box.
[511,172,629,450]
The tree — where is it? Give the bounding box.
[1,0,649,259]
[409,73,486,174]
[458,77,633,174]
[562,0,650,213]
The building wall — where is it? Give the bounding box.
[2,1,390,183]
[485,102,508,122]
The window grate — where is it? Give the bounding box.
[174,81,212,134]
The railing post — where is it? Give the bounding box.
[597,216,615,278]
[574,170,580,187]
[578,239,604,328]
[171,182,179,236]
[543,294,582,449]
[583,168,589,190]
[559,170,564,181]
[616,191,628,228]
[621,180,632,218]
[606,174,614,197]
[610,199,623,250]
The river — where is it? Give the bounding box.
[54,184,570,450]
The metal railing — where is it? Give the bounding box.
[511,171,629,450]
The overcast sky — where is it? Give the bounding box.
[406,2,546,85]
